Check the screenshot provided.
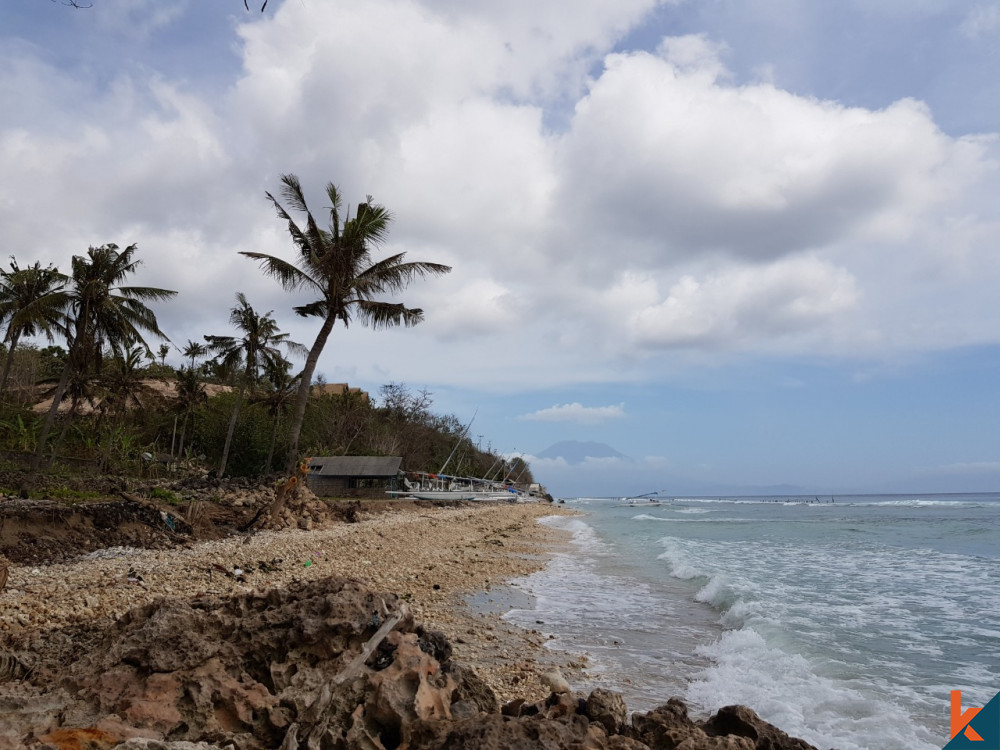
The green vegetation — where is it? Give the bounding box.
[0,176,532,488]
[150,487,180,505]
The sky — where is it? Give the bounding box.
[2,0,999,497]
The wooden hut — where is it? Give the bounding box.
[305,456,403,497]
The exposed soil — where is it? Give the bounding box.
[0,471,465,565]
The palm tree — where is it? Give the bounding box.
[172,365,207,459]
[96,345,158,470]
[242,174,451,472]
[204,292,305,476]
[254,357,300,473]
[32,244,176,470]
[0,259,68,397]
[181,339,208,370]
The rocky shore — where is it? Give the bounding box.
[0,484,824,749]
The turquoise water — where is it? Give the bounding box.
[504,494,1000,750]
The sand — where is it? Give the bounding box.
[0,501,583,703]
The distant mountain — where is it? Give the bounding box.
[536,441,628,465]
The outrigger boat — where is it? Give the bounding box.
[388,411,532,502]
[388,472,525,501]
[617,490,668,507]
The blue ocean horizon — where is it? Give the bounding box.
[503,492,1000,750]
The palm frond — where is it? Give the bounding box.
[116,285,178,302]
[240,252,320,294]
[356,257,452,296]
[353,300,425,330]
[292,300,328,319]
[278,174,309,215]
[325,183,343,239]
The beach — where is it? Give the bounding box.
[0,500,584,704]
[0,493,828,749]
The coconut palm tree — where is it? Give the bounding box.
[242,174,451,472]
[255,357,299,473]
[204,292,305,476]
[32,244,176,470]
[172,365,207,459]
[0,259,68,397]
[181,339,208,370]
[96,345,159,470]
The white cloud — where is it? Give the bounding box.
[429,277,523,338]
[553,41,972,270]
[520,403,626,424]
[626,256,859,351]
[0,1,998,394]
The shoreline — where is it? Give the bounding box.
[0,500,584,703]
[0,498,828,749]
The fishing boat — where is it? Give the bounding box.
[617,491,667,507]
[388,472,524,501]
[386,411,532,502]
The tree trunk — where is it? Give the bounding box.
[31,361,73,471]
[0,331,22,398]
[178,411,189,458]
[218,382,247,477]
[100,424,116,473]
[284,314,337,473]
[34,312,89,471]
[266,412,279,473]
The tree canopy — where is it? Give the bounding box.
[242,174,451,472]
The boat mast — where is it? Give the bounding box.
[438,409,477,475]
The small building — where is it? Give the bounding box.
[310,382,370,402]
[306,456,402,497]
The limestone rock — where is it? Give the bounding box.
[701,704,818,750]
[541,668,571,694]
[628,698,820,750]
[586,688,629,735]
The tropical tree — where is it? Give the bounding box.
[242,174,451,472]
[172,365,207,459]
[204,292,304,476]
[32,244,176,469]
[255,357,299,473]
[98,345,155,419]
[181,339,208,370]
[0,259,67,396]
[96,345,158,470]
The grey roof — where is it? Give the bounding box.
[307,456,402,478]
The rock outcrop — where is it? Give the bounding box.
[0,576,820,750]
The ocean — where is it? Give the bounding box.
[502,493,1000,750]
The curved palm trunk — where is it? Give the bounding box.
[178,410,190,458]
[0,331,22,398]
[219,381,247,477]
[170,414,178,457]
[31,361,73,471]
[284,313,336,474]
[266,412,280,474]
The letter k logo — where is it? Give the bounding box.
[953,691,985,742]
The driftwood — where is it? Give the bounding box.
[0,565,7,593]
[279,602,408,749]
[278,723,299,750]
[332,602,408,686]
